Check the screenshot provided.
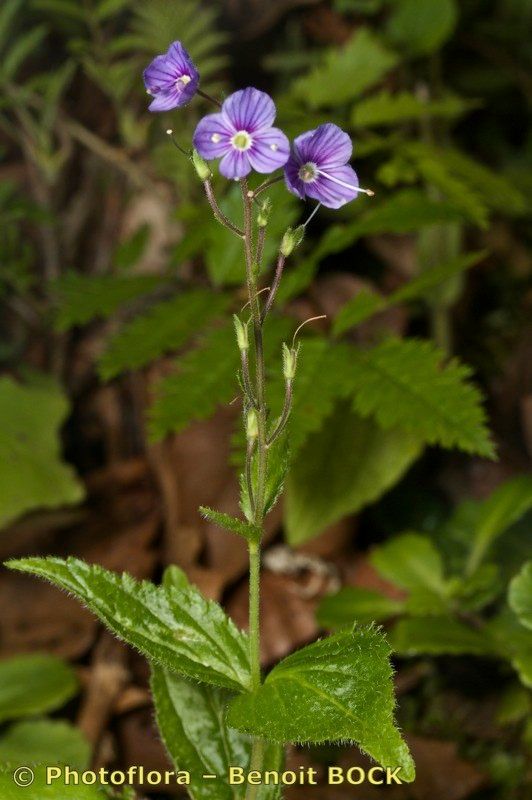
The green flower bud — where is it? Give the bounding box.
[282,342,299,381]
[246,408,259,441]
[280,225,305,257]
[257,197,272,228]
[233,314,249,351]
[191,148,212,181]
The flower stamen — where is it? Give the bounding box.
[231,130,253,151]
[317,168,374,196]
[298,162,318,183]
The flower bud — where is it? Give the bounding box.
[246,408,259,441]
[280,225,305,257]
[191,148,212,181]
[282,342,299,381]
[233,314,249,351]
[257,197,272,228]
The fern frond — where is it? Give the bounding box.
[148,322,238,441]
[347,338,495,457]
[52,272,161,331]
[98,289,231,380]
[149,316,292,441]
[268,338,354,455]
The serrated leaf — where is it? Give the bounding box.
[391,616,494,656]
[487,609,532,688]
[150,317,292,441]
[294,27,398,108]
[466,476,532,574]
[386,0,457,55]
[352,90,473,128]
[333,290,385,336]
[53,272,160,331]
[268,339,354,455]
[152,666,283,800]
[312,190,465,267]
[509,562,532,631]
[98,290,230,379]
[200,507,261,543]
[333,251,484,335]
[317,587,405,627]
[0,765,107,799]
[6,557,251,692]
[347,338,494,457]
[371,533,447,595]
[0,375,84,529]
[0,654,78,724]
[0,720,90,769]
[149,322,239,440]
[227,627,415,783]
[285,403,422,545]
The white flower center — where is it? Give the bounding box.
[299,162,318,183]
[176,74,191,88]
[231,130,253,151]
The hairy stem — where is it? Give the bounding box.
[204,180,244,237]
[241,179,268,799]
[261,252,286,323]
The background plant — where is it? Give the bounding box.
[0,0,530,798]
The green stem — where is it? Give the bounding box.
[431,304,452,355]
[241,179,268,800]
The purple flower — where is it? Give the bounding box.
[285,123,369,209]
[193,88,289,180]
[143,41,199,112]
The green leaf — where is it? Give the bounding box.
[98,290,230,379]
[333,251,484,335]
[333,290,385,336]
[466,476,532,574]
[398,143,526,224]
[371,533,447,595]
[200,507,261,543]
[294,27,398,108]
[149,317,291,441]
[391,616,494,656]
[0,766,108,799]
[386,0,458,55]
[0,654,78,724]
[0,375,84,529]
[452,564,503,612]
[2,25,48,79]
[0,0,24,53]
[268,339,354,455]
[509,562,532,631]
[347,338,494,457]
[152,666,283,800]
[53,272,160,331]
[487,610,532,688]
[312,190,465,267]
[6,557,251,692]
[0,720,90,769]
[317,587,404,627]
[149,322,239,440]
[285,404,423,545]
[352,90,473,128]
[227,627,415,783]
